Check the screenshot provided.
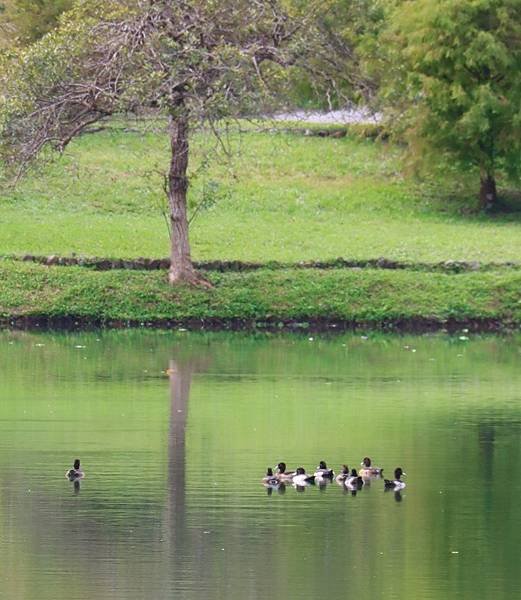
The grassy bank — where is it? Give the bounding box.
[0,122,520,263]
[1,260,519,330]
[0,121,519,330]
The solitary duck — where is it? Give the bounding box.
[335,465,350,484]
[275,462,296,481]
[314,461,334,480]
[345,468,364,489]
[65,459,84,481]
[262,467,279,486]
[384,468,406,490]
[359,457,383,477]
[292,467,315,486]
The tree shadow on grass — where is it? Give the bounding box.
[412,178,521,223]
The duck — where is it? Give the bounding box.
[292,467,315,486]
[359,457,384,477]
[65,459,84,481]
[262,467,279,486]
[384,467,406,490]
[314,461,334,480]
[345,468,364,489]
[275,462,296,482]
[335,464,350,484]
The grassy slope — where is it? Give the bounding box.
[0,123,520,263]
[0,122,519,327]
[0,260,519,326]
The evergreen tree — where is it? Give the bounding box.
[386,0,521,208]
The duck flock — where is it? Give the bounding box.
[262,458,406,494]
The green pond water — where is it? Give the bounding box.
[0,330,520,600]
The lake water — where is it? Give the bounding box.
[0,330,519,600]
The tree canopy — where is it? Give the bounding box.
[0,0,73,46]
[385,0,521,208]
[0,0,349,284]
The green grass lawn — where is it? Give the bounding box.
[0,121,519,263]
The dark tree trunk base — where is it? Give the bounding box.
[168,267,214,288]
[480,174,497,210]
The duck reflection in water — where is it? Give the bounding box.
[384,487,403,502]
[73,479,81,494]
[266,482,286,496]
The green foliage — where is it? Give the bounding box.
[385,0,521,193]
[287,0,391,108]
[0,0,326,176]
[0,0,73,45]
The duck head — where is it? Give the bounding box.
[350,468,359,477]
[341,464,349,474]
[394,467,406,480]
[276,462,287,473]
[73,459,80,470]
[295,467,306,475]
[361,457,371,467]
[318,461,328,469]
[266,467,274,476]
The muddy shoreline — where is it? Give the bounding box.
[1,315,517,334]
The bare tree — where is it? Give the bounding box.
[0,0,342,286]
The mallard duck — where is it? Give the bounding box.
[345,468,364,489]
[65,459,84,481]
[335,464,350,484]
[292,467,315,486]
[275,462,296,481]
[359,457,383,477]
[314,461,334,480]
[384,468,406,490]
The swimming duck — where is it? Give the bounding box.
[345,468,364,489]
[292,467,315,486]
[384,468,406,490]
[262,467,279,486]
[275,462,296,481]
[65,459,84,481]
[359,457,384,477]
[314,461,334,480]
[335,464,350,484]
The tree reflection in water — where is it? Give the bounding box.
[165,354,212,588]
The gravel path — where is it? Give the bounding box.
[271,108,381,125]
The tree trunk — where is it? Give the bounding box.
[479,172,497,210]
[167,115,211,287]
